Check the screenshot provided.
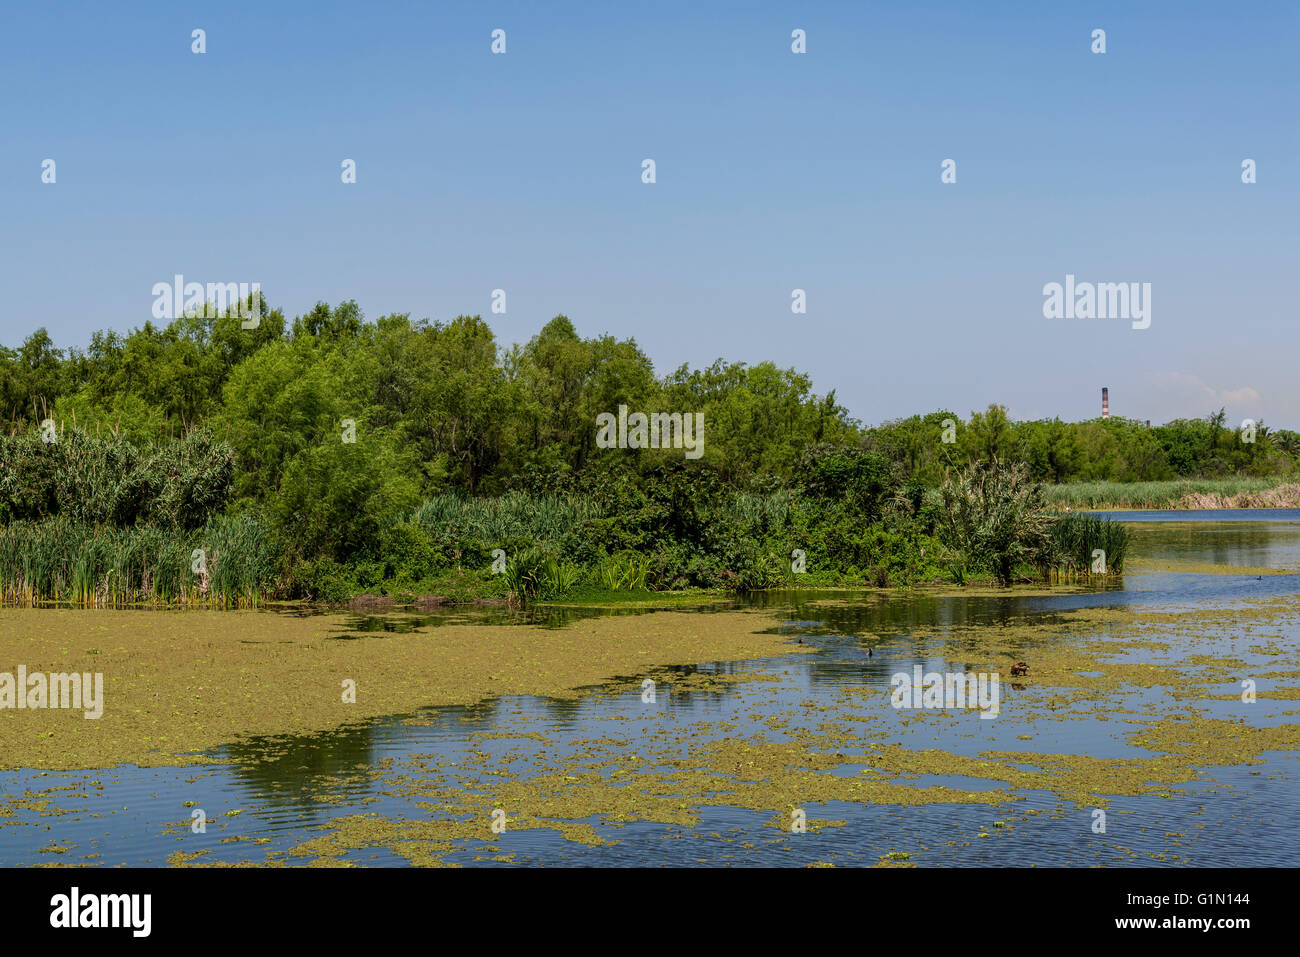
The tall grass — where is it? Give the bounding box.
[1044,476,1291,510]
[724,491,795,531]
[201,514,278,604]
[502,546,581,606]
[1047,512,1128,576]
[0,514,276,606]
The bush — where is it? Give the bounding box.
[800,447,900,524]
[938,459,1051,585]
[288,557,354,603]
[719,543,787,593]
[146,428,237,530]
[0,427,234,530]
[272,430,421,562]
[377,522,443,582]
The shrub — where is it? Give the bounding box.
[595,550,650,590]
[0,427,234,530]
[937,459,1051,585]
[720,543,787,593]
[800,446,900,524]
[289,557,354,603]
[377,522,443,582]
[272,430,421,562]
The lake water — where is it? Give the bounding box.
[3,512,1298,867]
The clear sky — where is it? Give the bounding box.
[3,1,1296,428]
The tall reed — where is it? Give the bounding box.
[1043,476,1289,510]
[1047,512,1128,575]
[0,515,276,606]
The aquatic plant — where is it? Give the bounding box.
[596,550,650,590]
[0,515,275,606]
[1048,512,1128,575]
[503,546,580,606]
[948,561,968,586]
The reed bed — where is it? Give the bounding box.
[0,514,275,606]
[1175,483,1300,509]
[1043,476,1292,510]
[1047,512,1128,575]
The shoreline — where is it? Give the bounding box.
[1044,480,1300,511]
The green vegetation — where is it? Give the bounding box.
[0,426,275,605]
[0,302,1283,603]
[929,459,1129,585]
[1047,512,1129,578]
[503,547,583,607]
[0,514,274,606]
[1043,476,1296,509]
[937,459,1052,586]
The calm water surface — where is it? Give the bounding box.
[3,512,1298,867]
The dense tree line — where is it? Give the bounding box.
[0,300,1284,599]
[3,300,1293,494]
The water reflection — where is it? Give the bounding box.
[2,515,1298,867]
[1120,519,1300,569]
[223,723,384,812]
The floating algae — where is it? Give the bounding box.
[255,595,1300,867]
[6,541,1300,867]
[0,607,807,770]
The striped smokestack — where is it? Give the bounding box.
[1102,387,1109,420]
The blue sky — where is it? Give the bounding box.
[3,1,1297,428]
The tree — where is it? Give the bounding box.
[963,404,1015,468]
